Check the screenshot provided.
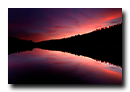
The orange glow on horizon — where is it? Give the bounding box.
[8,8,122,42]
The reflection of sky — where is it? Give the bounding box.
[8,8,122,42]
[103,65,122,73]
[8,48,122,84]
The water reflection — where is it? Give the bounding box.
[8,48,122,84]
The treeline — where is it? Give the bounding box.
[8,36,36,54]
[37,23,122,48]
[36,23,122,67]
[8,23,122,67]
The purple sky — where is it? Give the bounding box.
[8,8,122,42]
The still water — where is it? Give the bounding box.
[8,48,122,84]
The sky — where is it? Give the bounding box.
[8,8,122,42]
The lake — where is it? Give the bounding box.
[8,48,122,84]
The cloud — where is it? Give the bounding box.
[8,8,122,42]
[53,26,71,29]
[104,17,122,24]
[110,21,121,23]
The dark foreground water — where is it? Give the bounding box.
[8,48,122,84]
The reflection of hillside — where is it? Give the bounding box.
[8,36,35,55]
[38,46,122,67]
[36,23,122,67]
[8,23,122,67]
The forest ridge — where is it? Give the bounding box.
[37,23,122,48]
[8,23,122,66]
[9,23,122,48]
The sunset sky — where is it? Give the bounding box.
[8,8,122,42]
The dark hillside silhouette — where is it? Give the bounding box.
[8,23,122,67]
[37,23,122,48]
[36,23,122,67]
[8,36,36,55]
